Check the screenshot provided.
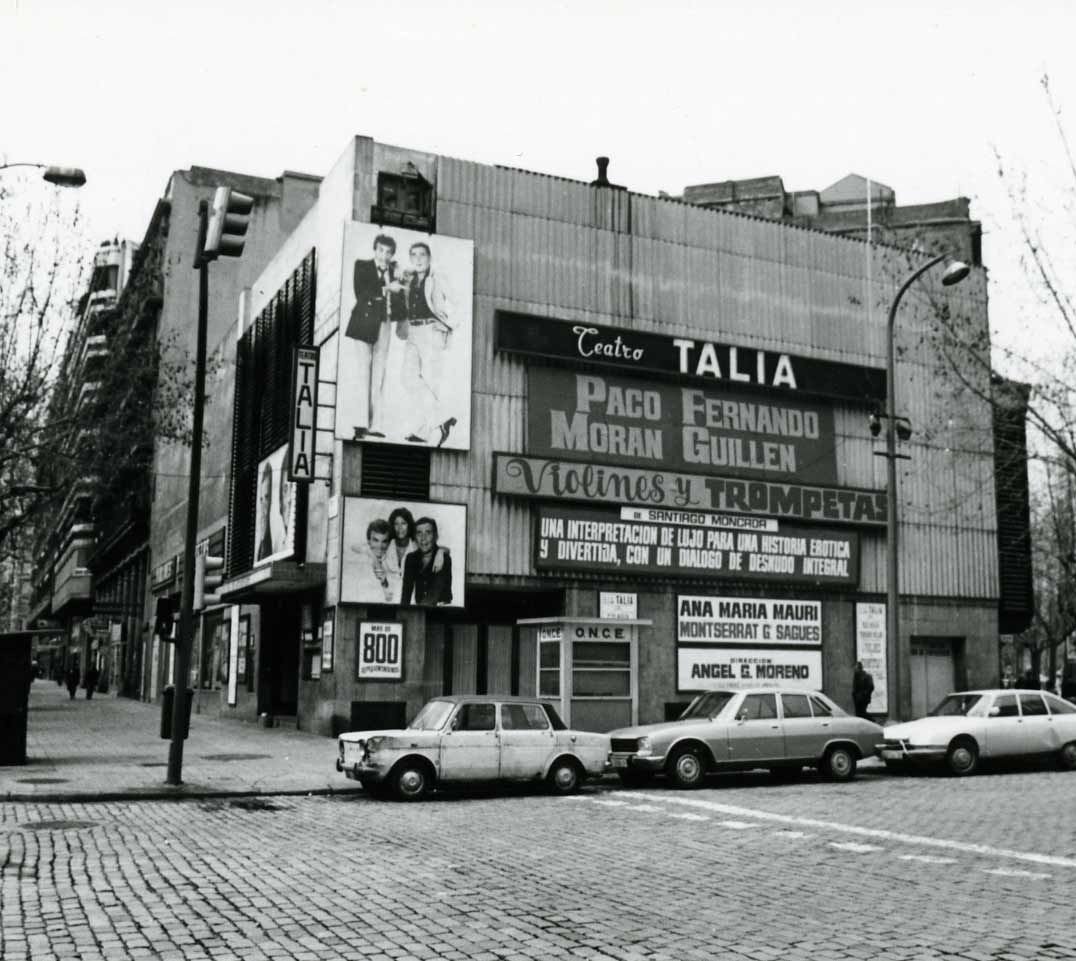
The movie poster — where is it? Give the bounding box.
[336,223,473,451]
[340,497,466,608]
[253,445,297,566]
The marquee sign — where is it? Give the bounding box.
[528,367,838,484]
[535,504,858,586]
[496,311,886,404]
[494,452,887,527]
[288,346,318,482]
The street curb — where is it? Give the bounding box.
[0,785,366,804]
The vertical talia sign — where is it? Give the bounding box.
[289,347,318,482]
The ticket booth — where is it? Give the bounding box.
[518,617,650,732]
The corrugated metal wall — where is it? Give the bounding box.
[430,157,998,600]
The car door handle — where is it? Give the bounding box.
[770,724,780,730]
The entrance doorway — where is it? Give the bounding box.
[258,598,300,717]
[910,637,961,718]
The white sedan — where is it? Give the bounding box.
[877,689,1076,776]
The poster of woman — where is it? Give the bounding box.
[253,445,296,566]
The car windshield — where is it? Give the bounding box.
[928,693,984,717]
[408,700,456,730]
[679,691,735,720]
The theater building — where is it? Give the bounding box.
[208,136,1026,734]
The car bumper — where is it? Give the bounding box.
[877,744,947,764]
[335,757,388,783]
[608,753,665,773]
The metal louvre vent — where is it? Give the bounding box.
[227,249,317,577]
[359,445,430,501]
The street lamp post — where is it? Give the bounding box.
[882,252,970,720]
[0,162,86,187]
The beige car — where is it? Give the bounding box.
[608,688,883,788]
[336,695,610,800]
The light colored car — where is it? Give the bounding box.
[877,688,1076,776]
[608,688,883,788]
[335,695,610,800]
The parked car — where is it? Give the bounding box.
[336,695,610,800]
[607,688,882,788]
[877,689,1076,776]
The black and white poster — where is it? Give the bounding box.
[253,444,297,566]
[336,223,473,450]
[340,497,466,608]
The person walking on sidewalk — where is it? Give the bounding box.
[83,664,100,700]
[852,661,875,719]
[64,666,80,700]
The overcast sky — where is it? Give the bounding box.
[3,0,1075,363]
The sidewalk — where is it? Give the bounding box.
[0,679,362,802]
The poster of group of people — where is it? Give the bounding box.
[336,223,474,451]
[341,497,466,608]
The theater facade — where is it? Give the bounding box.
[212,136,1020,735]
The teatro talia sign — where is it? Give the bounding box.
[495,311,886,404]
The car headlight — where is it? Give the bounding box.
[636,736,653,757]
[364,737,386,756]
[338,740,346,761]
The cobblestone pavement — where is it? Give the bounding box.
[4,765,1076,961]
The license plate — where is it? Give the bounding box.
[881,749,905,761]
[611,756,629,769]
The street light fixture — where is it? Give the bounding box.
[0,162,87,188]
[882,252,970,720]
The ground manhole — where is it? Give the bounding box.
[199,753,272,762]
[14,778,69,785]
[21,820,98,831]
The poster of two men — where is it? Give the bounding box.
[336,223,474,451]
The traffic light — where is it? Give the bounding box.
[895,418,913,441]
[194,554,225,611]
[868,412,882,437]
[154,596,176,640]
[203,187,253,259]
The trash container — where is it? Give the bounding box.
[0,632,33,765]
[160,686,194,740]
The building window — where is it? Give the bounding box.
[371,170,435,233]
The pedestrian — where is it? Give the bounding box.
[852,661,874,719]
[83,664,100,700]
[64,666,80,700]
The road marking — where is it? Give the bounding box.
[625,804,664,813]
[590,799,629,807]
[828,842,883,854]
[668,813,709,821]
[718,820,759,830]
[774,830,813,839]
[617,793,1076,870]
[898,854,958,865]
[984,867,1051,880]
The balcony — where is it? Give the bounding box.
[78,334,109,373]
[75,380,100,414]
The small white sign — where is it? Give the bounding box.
[855,602,888,714]
[620,507,778,532]
[678,647,823,692]
[289,346,319,482]
[358,621,403,680]
[537,625,563,643]
[599,592,637,620]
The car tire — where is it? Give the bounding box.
[617,771,653,789]
[667,747,705,789]
[822,745,857,781]
[945,738,979,777]
[392,762,430,801]
[547,758,582,794]
[1057,741,1076,771]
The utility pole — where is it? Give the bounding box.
[167,200,211,786]
[166,188,252,785]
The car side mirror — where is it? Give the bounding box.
[737,712,749,723]
[989,706,1001,717]
[450,716,461,731]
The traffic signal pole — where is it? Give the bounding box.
[167,200,210,786]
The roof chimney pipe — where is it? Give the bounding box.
[592,156,610,187]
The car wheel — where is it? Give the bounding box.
[617,771,653,789]
[1057,741,1076,771]
[392,762,430,801]
[547,758,582,794]
[822,746,857,781]
[946,738,979,777]
[667,747,705,789]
